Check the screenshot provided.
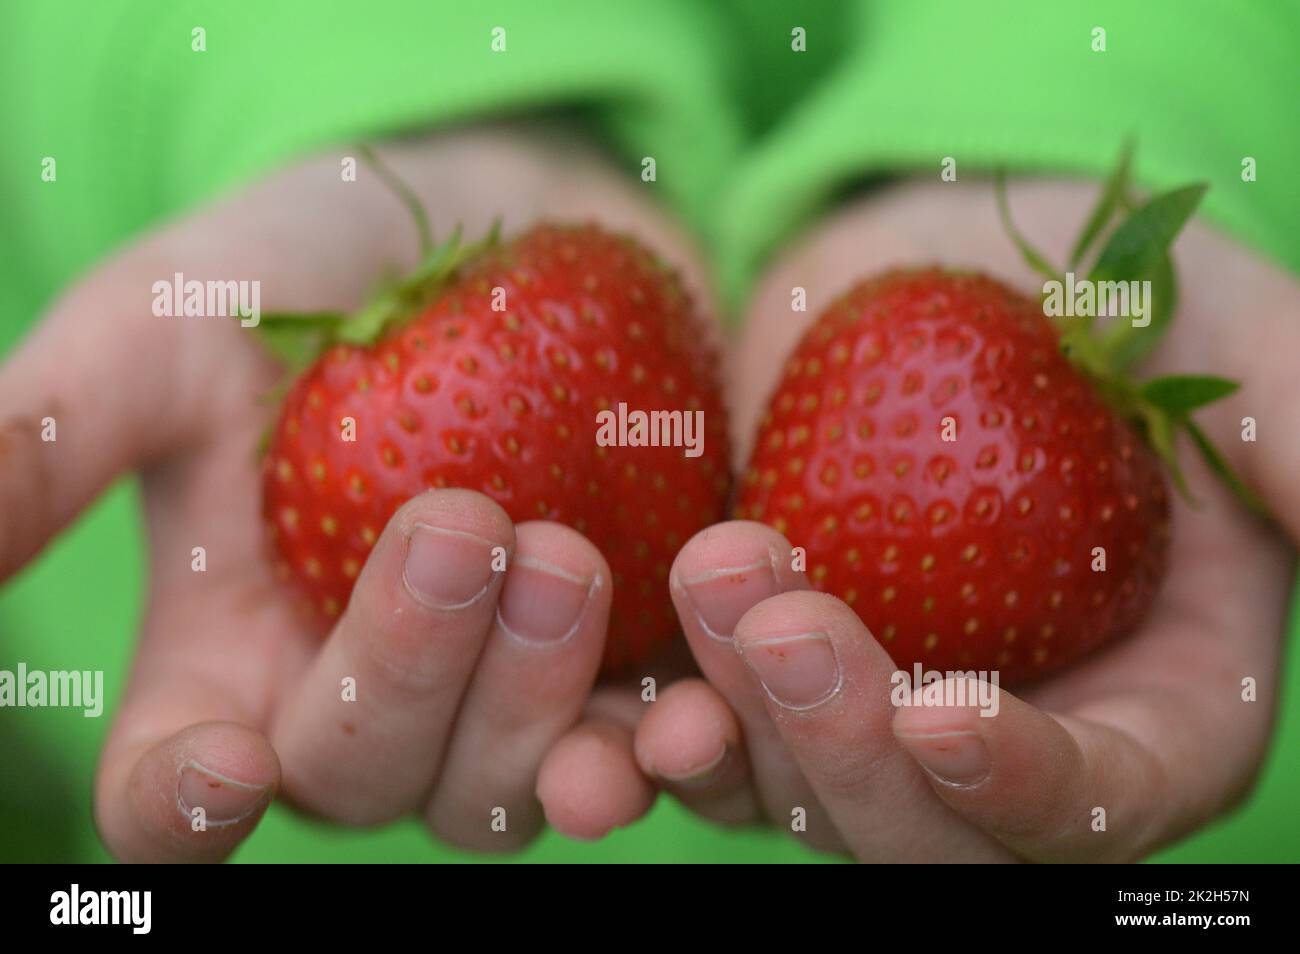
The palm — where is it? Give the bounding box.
[1019,261,1292,830]
[1,126,716,860]
[124,318,314,758]
[697,176,1299,859]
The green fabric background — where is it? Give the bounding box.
[1,0,1297,862]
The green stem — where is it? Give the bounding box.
[357,143,434,257]
[994,170,1061,284]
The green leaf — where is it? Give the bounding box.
[1184,420,1269,515]
[254,311,346,372]
[1093,184,1207,370]
[401,223,467,293]
[1142,407,1193,502]
[1068,139,1134,270]
[333,289,403,346]
[1103,250,1175,369]
[994,170,1060,283]
[255,311,349,331]
[1090,183,1207,284]
[1141,374,1239,415]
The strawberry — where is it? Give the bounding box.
[260,221,729,674]
[738,268,1171,682]
[737,151,1258,684]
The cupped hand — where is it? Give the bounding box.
[559,177,1300,861]
[0,122,709,861]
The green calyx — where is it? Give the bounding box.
[254,144,500,376]
[995,142,1265,515]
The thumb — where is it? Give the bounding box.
[892,678,1168,862]
[0,251,202,581]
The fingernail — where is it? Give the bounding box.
[404,524,500,609]
[896,730,990,786]
[497,557,597,645]
[676,555,779,642]
[657,745,729,788]
[738,632,840,710]
[177,761,269,827]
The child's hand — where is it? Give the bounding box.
[0,123,707,861]
[552,178,1300,860]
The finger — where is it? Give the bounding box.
[92,417,311,863]
[893,680,1169,862]
[733,590,1012,861]
[633,678,760,825]
[96,535,286,864]
[271,489,514,824]
[96,714,278,863]
[977,452,1290,861]
[0,256,200,581]
[669,521,843,850]
[424,521,611,851]
[536,697,656,842]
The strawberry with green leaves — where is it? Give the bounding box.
[737,147,1260,684]
[260,197,729,675]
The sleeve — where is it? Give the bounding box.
[714,0,1300,303]
[0,0,744,315]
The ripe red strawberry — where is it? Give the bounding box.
[737,269,1172,683]
[738,151,1263,685]
[261,222,729,674]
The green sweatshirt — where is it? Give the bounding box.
[1,0,1297,863]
